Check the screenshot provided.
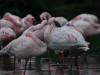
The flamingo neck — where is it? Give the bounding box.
[4,16,22,34]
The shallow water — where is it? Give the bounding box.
[0,55,100,75]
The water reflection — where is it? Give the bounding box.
[0,55,99,75]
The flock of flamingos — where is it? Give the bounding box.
[0,11,100,75]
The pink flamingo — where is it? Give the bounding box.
[0,19,14,28]
[67,13,100,37]
[69,13,99,25]
[2,12,36,36]
[40,12,52,20]
[44,17,89,53]
[55,17,68,26]
[69,20,100,37]
[0,20,47,75]
[21,14,36,30]
[43,18,90,74]
[0,27,16,48]
[3,12,23,35]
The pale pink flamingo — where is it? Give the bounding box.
[3,12,22,27]
[40,12,52,20]
[0,27,16,48]
[2,13,36,36]
[69,13,99,25]
[68,19,100,37]
[43,18,90,73]
[0,27,16,70]
[3,12,23,35]
[0,20,47,75]
[68,14,100,36]
[55,17,68,26]
[21,14,36,30]
[40,12,68,27]
[67,14,100,69]
[44,18,89,53]
[0,19,14,28]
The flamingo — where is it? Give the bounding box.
[66,14,100,69]
[0,19,14,28]
[40,12,69,27]
[3,12,22,27]
[21,14,36,30]
[0,13,36,71]
[69,13,99,25]
[68,20,100,37]
[3,12,23,35]
[44,17,89,52]
[55,17,68,26]
[0,20,47,75]
[0,27,16,48]
[0,27,16,70]
[40,12,52,20]
[43,18,90,72]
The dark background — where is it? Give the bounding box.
[0,0,100,59]
[0,0,100,19]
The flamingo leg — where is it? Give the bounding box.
[58,51,64,64]
[74,56,80,75]
[60,51,64,64]
[29,58,32,70]
[74,56,79,68]
[47,49,51,75]
[14,56,16,70]
[23,58,29,75]
[58,51,65,75]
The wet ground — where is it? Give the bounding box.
[0,55,100,75]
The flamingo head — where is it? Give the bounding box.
[24,14,36,26]
[40,12,52,20]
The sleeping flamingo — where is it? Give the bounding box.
[40,12,68,27]
[3,12,23,35]
[0,27,16,48]
[67,13,100,36]
[0,20,47,75]
[44,17,89,53]
[40,12,52,20]
[69,13,99,25]
[0,19,14,28]
[55,17,68,26]
[43,18,90,71]
[21,14,36,30]
[68,20,100,37]
[2,12,36,36]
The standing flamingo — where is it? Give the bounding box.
[43,18,90,73]
[0,27,16,70]
[0,20,47,75]
[44,17,89,52]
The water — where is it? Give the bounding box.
[0,55,100,75]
